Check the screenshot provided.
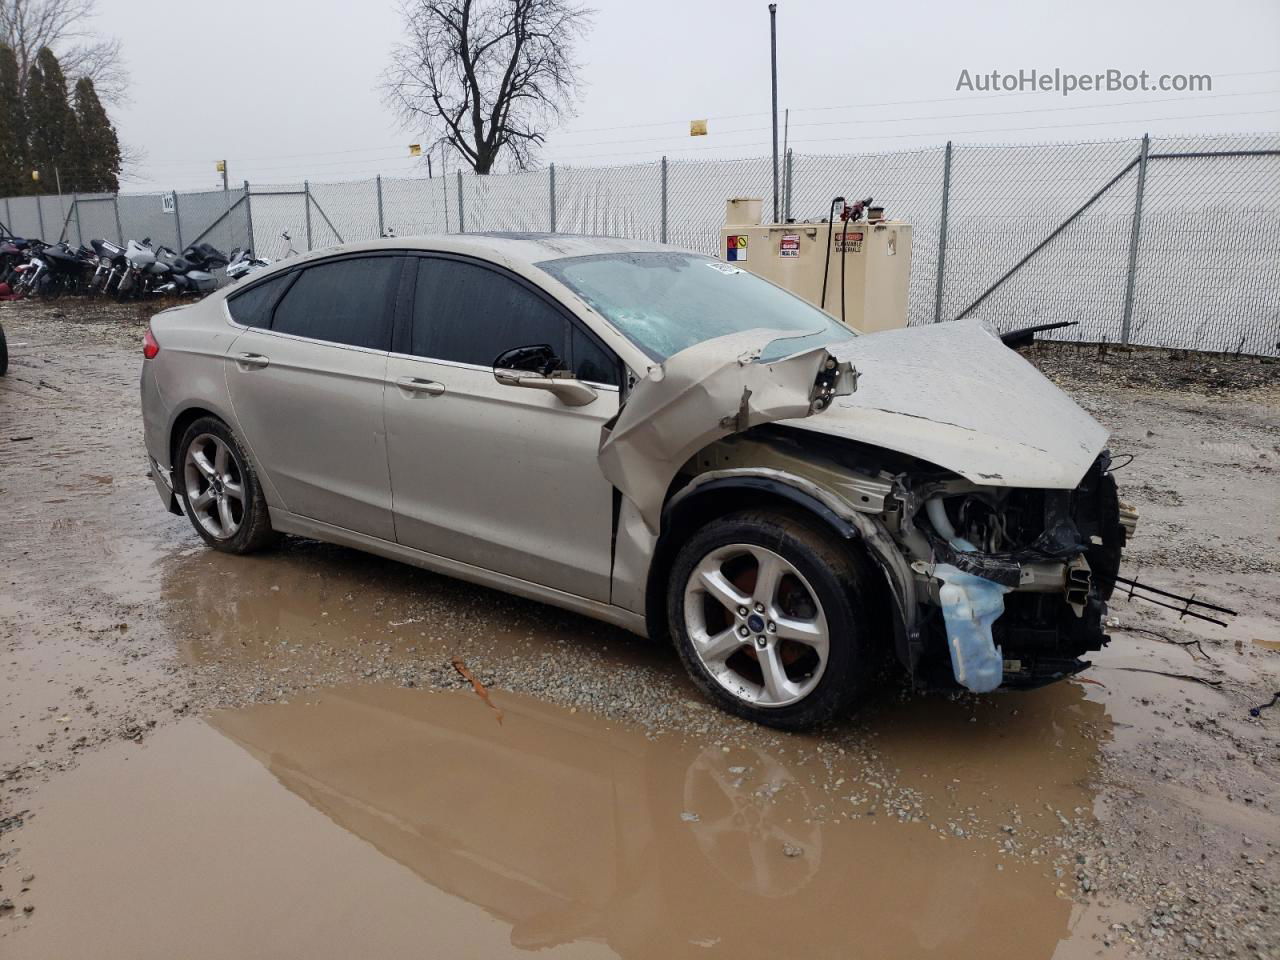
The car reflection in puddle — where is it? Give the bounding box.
[208,684,1083,958]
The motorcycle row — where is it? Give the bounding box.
[0,233,270,302]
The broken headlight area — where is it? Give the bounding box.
[909,453,1133,693]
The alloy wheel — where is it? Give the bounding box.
[682,544,829,708]
[183,433,246,540]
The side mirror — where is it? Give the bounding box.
[493,343,598,407]
[494,343,560,375]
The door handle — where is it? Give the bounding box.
[396,376,446,397]
[236,353,270,370]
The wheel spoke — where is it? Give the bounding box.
[751,551,786,608]
[773,615,826,651]
[191,450,216,479]
[190,488,216,510]
[216,496,236,535]
[222,480,244,502]
[758,643,799,704]
[697,562,751,614]
[213,440,229,476]
[696,626,743,665]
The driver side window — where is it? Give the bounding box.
[410,257,618,385]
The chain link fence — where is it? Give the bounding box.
[3,133,1277,355]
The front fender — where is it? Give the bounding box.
[598,328,855,532]
[654,469,921,670]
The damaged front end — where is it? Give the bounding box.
[900,453,1134,692]
[601,321,1137,697]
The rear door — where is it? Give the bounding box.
[384,254,620,601]
[225,254,404,542]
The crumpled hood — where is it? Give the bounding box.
[788,322,1109,488]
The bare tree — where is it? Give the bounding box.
[383,0,592,174]
[0,0,129,103]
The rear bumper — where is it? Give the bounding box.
[150,455,181,515]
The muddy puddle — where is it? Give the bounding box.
[3,683,1115,960]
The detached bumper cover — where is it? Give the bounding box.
[150,456,181,515]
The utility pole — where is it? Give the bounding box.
[217,160,229,212]
[768,3,780,224]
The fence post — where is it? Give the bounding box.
[660,156,668,244]
[376,175,385,237]
[1120,133,1150,347]
[71,193,82,245]
[784,149,794,221]
[456,170,465,233]
[549,163,557,233]
[303,180,313,251]
[172,190,183,249]
[113,195,124,245]
[3,196,11,230]
[933,140,953,323]
[240,181,253,253]
[442,167,450,233]
[36,197,45,240]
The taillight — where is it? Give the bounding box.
[143,326,160,360]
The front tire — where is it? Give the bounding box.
[667,509,881,731]
[176,417,276,554]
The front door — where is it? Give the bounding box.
[384,255,621,602]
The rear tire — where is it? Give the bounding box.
[176,417,277,554]
[667,509,881,731]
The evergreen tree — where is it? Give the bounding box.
[23,47,76,194]
[72,76,119,193]
[0,44,25,199]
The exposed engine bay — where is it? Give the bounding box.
[670,426,1137,694]
[905,451,1135,691]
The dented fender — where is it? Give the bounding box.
[598,328,854,532]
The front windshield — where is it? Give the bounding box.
[537,251,855,362]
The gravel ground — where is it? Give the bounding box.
[1,299,1277,958]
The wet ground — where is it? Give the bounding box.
[1,300,1278,959]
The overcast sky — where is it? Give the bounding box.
[96,0,1280,191]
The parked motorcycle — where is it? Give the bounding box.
[152,245,219,296]
[225,246,271,282]
[87,238,128,297]
[115,238,166,299]
[1,235,35,287]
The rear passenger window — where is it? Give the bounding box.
[271,256,400,349]
[411,258,566,367]
[227,273,291,328]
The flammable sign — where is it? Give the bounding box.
[834,230,864,254]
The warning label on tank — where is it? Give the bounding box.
[726,234,749,262]
[779,234,800,258]
[834,231,863,254]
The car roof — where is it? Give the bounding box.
[280,233,697,271]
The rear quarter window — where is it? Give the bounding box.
[226,273,291,328]
[272,256,401,350]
